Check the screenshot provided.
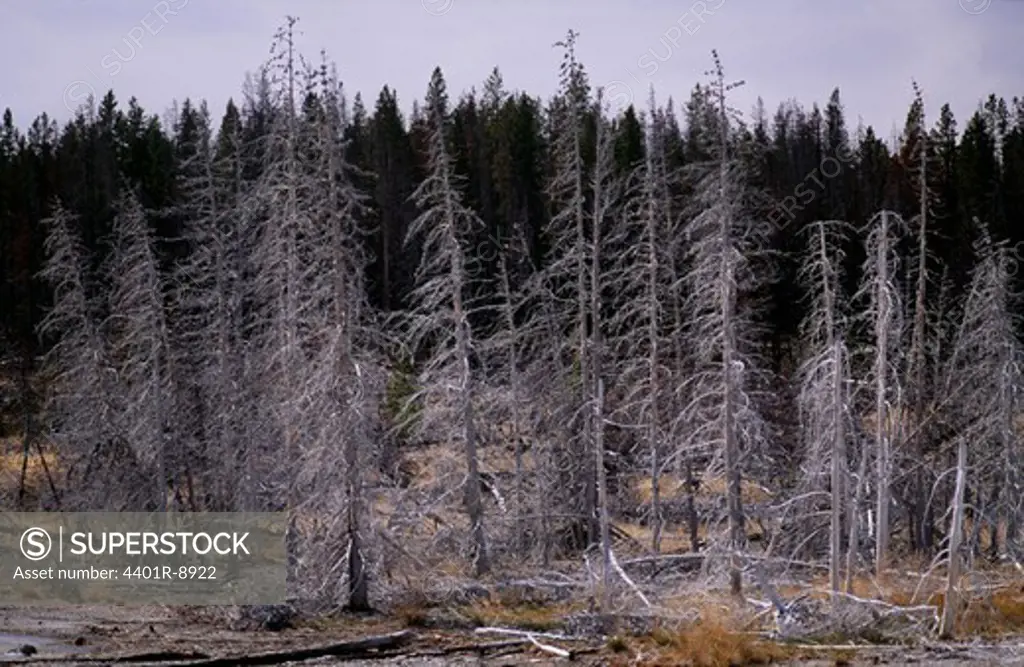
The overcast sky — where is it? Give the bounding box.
[2,0,1022,142]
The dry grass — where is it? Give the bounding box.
[460,598,583,633]
[625,611,787,667]
[0,436,59,495]
[614,521,695,552]
[949,584,1024,637]
[798,566,1024,639]
[632,474,773,505]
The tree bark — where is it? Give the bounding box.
[939,436,967,639]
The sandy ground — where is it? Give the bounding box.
[3,605,1024,665]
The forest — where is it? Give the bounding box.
[2,16,1024,651]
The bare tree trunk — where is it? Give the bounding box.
[718,94,744,598]
[595,378,612,608]
[17,357,34,508]
[453,243,489,576]
[686,461,700,552]
[647,191,662,554]
[939,436,967,639]
[846,435,869,593]
[345,412,369,610]
[154,353,167,512]
[874,210,892,577]
[909,118,929,553]
[830,337,845,595]
[574,109,596,548]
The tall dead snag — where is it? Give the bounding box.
[533,29,598,551]
[794,220,853,595]
[855,209,905,577]
[246,17,311,585]
[104,188,174,511]
[938,223,1023,637]
[404,67,490,576]
[903,81,939,553]
[587,88,626,604]
[679,51,771,597]
[37,200,118,508]
[939,434,967,639]
[299,56,376,611]
[609,90,680,554]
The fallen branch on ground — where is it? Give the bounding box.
[474,626,584,641]
[92,630,416,666]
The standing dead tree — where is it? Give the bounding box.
[608,91,681,554]
[677,51,772,597]
[170,100,251,512]
[903,81,941,554]
[103,188,175,511]
[403,67,491,577]
[937,223,1022,637]
[854,209,906,577]
[36,200,115,508]
[791,219,854,594]
[291,55,378,611]
[515,29,602,560]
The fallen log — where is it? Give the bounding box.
[3,631,418,666]
[169,630,415,666]
[0,650,211,664]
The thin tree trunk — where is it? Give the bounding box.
[452,235,489,576]
[686,461,700,552]
[595,378,612,608]
[846,434,869,593]
[909,128,929,553]
[648,187,662,554]
[17,358,33,508]
[830,337,845,595]
[874,210,892,577]
[154,349,167,512]
[718,87,744,597]
[939,436,967,639]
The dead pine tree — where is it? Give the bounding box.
[521,28,599,557]
[903,81,940,553]
[36,199,115,508]
[678,50,771,598]
[104,188,175,511]
[854,209,905,578]
[245,16,315,586]
[938,223,1023,637]
[587,88,627,606]
[403,67,490,577]
[608,89,681,554]
[794,219,854,596]
[299,56,377,611]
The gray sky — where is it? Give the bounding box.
[2,0,1022,142]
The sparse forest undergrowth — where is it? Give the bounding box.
[3,16,1024,663]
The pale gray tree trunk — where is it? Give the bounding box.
[873,210,894,576]
[830,337,846,594]
[939,436,967,639]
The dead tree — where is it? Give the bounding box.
[678,51,771,597]
[404,67,490,576]
[855,209,906,576]
[794,219,854,594]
